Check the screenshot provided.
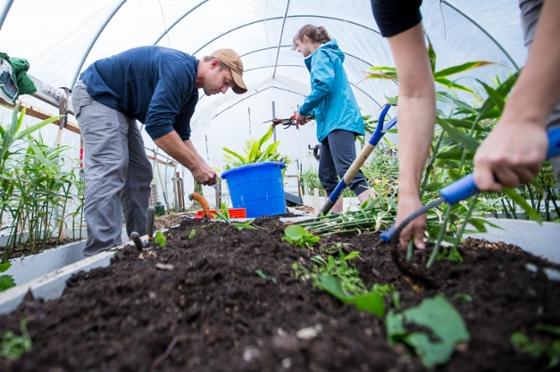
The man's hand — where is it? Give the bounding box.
[396,192,426,250]
[192,161,217,186]
[474,120,547,192]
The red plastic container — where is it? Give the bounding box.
[194,208,247,219]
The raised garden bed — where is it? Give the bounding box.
[0,217,559,371]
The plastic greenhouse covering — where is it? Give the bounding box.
[0,0,527,206]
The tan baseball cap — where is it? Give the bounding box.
[210,49,247,94]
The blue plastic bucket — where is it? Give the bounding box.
[221,162,286,218]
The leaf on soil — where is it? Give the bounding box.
[386,295,470,368]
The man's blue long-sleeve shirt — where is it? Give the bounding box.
[80,46,199,140]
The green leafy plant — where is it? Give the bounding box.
[0,107,84,256]
[222,126,288,169]
[293,250,397,318]
[511,324,560,368]
[1,319,31,360]
[386,295,470,368]
[187,228,196,240]
[0,260,15,292]
[255,269,277,284]
[367,42,493,95]
[153,231,166,248]
[232,219,257,231]
[283,225,320,248]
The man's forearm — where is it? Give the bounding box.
[504,0,560,126]
[397,95,436,195]
[153,131,200,171]
[388,24,436,195]
[184,139,207,164]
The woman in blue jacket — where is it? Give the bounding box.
[293,25,375,212]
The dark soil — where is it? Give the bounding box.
[1,237,80,260]
[1,217,559,371]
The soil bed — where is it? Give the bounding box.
[1,237,79,260]
[1,217,559,371]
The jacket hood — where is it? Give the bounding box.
[304,39,345,69]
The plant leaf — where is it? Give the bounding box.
[503,188,542,222]
[434,61,493,79]
[385,295,470,368]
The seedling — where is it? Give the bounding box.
[187,228,196,240]
[1,319,31,360]
[232,219,257,231]
[255,269,277,284]
[214,202,230,222]
[511,324,560,368]
[283,225,320,248]
[452,292,473,303]
[153,231,166,248]
[0,261,15,292]
[294,250,397,318]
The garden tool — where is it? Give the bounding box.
[189,192,211,218]
[146,206,155,242]
[317,104,397,216]
[381,127,560,248]
[262,114,313,129]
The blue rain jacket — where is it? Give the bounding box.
[298,40,364,142]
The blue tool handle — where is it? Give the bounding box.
[369,104,391,146]
[440,127,560,204]
[327,180,347,204]
[380,225,396,242]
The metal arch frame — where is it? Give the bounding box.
[0,0,14,31]
[240,44,374,68]
[71,0,127,87]
[441,1,520,70]
[153,0,210,45]
[183,15,380,55]
[272,0,291,79]
[211,85,307,120]
[198,63,384,108]
[240,64,383,107]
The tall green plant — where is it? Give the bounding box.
[222,126,288,169]
[0,107,84,255]
[367,42,554,260]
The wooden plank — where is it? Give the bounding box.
[0,97,81,134]
[1,98,176,167]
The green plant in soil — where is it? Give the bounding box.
[368,41,554,264]
[0,261,15,292]
[231,219,256,231]
[386,295,470,368]
[153,231,166,248]
[511,324,560,368]
[283,225,320,248]
[0,319,31,360]
[187,228,196,240]
[293,250,397,318]
[1,106,85,256]
[255,269,277,284]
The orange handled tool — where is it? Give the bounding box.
[189,192,211,218]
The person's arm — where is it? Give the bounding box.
[474,0,560,191]
[298,51,335,117]
[154,132,216,185]
[389,23,436,249]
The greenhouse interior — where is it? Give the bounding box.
[0,0,559,370]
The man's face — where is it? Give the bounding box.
[203,60,235,96]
